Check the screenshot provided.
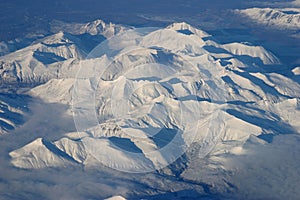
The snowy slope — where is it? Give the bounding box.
[104,196,126,200]
[292,66,300,75]
[237,7,300,29]
[0,19,126,57]
[50,19,127,38]
[0,32,84,84]
[0,93,29,135]
[0,20,283,85]
[9,138,74,168]
[8,22,300,173]
[0,20,125,84]
[0,36,44,57]
[1,20,299,199]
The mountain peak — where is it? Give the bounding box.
[167,22,193,29]
[85,19,107,31]
[82,19,126,37]
[50,19,127,38]
[167,22,210,38]
[41,31,74,46]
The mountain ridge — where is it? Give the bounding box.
[4,21,299,173]
[0,19,299,199]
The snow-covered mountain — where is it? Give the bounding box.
[0,20,129,85]
[5,21,299,171]
[0,32,84,84]
[237,7,300,30]
[0,93,29,135]
[50,19,127,38]
[1,20,300,199]
[0,20,280,84]
[0,19,126,65]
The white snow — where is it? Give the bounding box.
[237,7,300,29]
[8,22,300,171]
[1,19,300,200]
[9,138,72,169]
[104,195,127,200]
[221,42,280,65]
[0,94,27,135]
[292,66,300,75]
[50,19,127,38]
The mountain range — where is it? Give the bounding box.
[0,18,300,199]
